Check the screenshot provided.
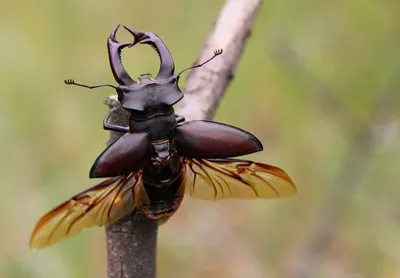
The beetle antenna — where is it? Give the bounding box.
[64,79,118,90]
[177,49,223,77]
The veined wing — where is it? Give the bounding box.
[30,173,142,249]
[183,158,296,200]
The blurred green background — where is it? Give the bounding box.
[1,0,400,277]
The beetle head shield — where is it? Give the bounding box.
[108,25,183,111]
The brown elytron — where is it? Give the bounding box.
[30,26,297,250]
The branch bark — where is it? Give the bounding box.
[104,98,158,278]
[178,0,263,121]
[104,0,263,277]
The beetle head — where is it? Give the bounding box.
[108,25,183,111]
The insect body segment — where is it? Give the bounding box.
[30,25,297,250]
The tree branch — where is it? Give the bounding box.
[104,97,158,278]
[104,0,263,277]
[177,0,263,121]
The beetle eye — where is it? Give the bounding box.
[171,77,178,84]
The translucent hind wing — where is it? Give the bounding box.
[30,173,141,249]
[183,158,296,200]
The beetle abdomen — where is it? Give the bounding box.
[140,175,185,220]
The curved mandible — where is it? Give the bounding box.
[108,25,137,86]
[123,26,175,80]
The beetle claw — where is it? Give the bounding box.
[108,25,136,85]
[123,26,147,47]
[110,24,120,40]
[109,25,131,47]
[108,25,176,84]
[124,29,175,79]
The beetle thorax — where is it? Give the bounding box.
[117,75,183,111]
[128,107,177,142]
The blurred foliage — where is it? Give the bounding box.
[1,0,399,277]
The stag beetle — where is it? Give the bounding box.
[30,25,296,249]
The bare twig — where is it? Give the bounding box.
[104,97,158,278]
[104,0,263,277]
[178,0,263,121]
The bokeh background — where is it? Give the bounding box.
[1,0,400,277]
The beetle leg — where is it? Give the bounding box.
[175,114,185,124]
[103,107,129,132]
